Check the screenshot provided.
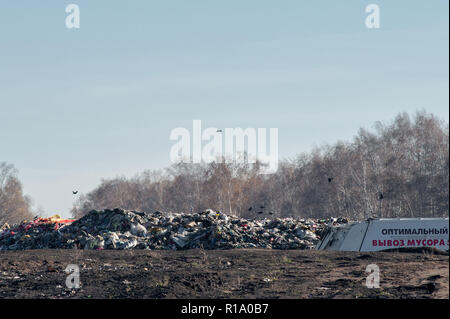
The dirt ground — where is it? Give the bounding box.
[0,249,448,299]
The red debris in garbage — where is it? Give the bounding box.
[0,217,75,240]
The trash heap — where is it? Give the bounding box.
[0,216,76,250]
[0,208,348,251]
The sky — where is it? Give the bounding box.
[0,0,448,218]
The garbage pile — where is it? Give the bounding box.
[0,209,348,251]
[0,215,76,250]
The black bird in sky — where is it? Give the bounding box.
[217,129,223,133]
[72,191,78,195]
[257,211,264,214]
[328,177,334,183]
[378,192,384,200]
[248,207,252,211]
[269,212,274,215]
[260,206,265,209]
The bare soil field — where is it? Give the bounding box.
[0,249,448,299]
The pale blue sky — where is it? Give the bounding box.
[0,1,448,217]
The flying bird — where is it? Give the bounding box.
[257,211,264,214]
[260,206,265,209]
[217,129,223,133]
[72,191,78,195]
[328,177,334,183]
[378,192,384,200]
[248,207,252,211]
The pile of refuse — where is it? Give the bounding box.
[0,208,348,251]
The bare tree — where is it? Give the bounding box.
[0,162,34,224]
[71,111,449,220]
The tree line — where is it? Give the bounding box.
[0,162,34,224]
[1,111,448,224]
[71,111,449,220]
